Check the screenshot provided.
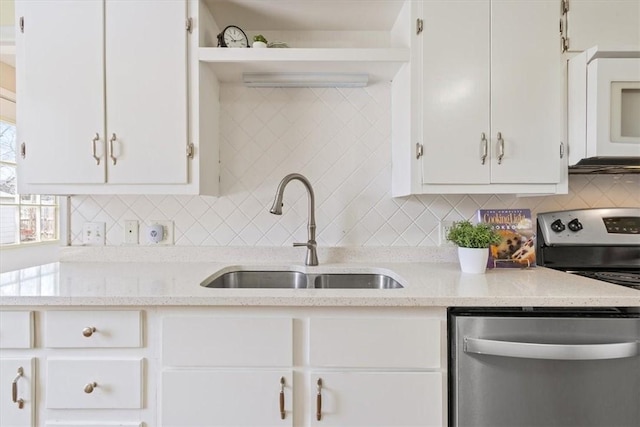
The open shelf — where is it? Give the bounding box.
[198,47,410,84]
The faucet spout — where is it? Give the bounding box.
[269,173,318,266]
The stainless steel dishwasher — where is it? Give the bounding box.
[449,307,640,427]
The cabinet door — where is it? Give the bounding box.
[17,0,105,186]
[161,370,293,427]
[420,0,490,185]
[0,358,35,427]
[568,0,640,51]
[309,371,443,427]
[105,0,188,184]
[490,0,561,184]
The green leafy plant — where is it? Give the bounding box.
[446,221,501,249]
[253,34,268,43]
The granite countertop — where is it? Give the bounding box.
[1,247,638,307]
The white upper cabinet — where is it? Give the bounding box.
[565,0,640,51]
[392,0,567,195]
[15,0,213,195]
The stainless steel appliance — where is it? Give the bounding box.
[536,207,640,290]
[449,307,640,427]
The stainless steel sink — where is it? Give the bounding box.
[201,271,403,289]
[314,274,403,289]
[203,271,308,289]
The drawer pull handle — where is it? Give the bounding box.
[316,378,322,421]
[279,376,286,420]
[84,382,98,394]
[109,133,118,165]
[12,367,24,409]
[82,326,97,337]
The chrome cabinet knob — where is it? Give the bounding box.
[82,327,96,337]
[84,382,97,393]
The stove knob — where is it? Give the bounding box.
[568,218,583,232]
[550,219,565,232]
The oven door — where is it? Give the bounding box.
[587,58,640,156]
[450,310,640,427]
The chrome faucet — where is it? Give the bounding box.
[269,173,318,266]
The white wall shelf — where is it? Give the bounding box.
[198,47,410,84]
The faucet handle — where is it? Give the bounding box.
[293,241,315,248]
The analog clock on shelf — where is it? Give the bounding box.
[217,25,249,48]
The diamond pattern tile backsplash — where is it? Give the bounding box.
[69,83,640,246]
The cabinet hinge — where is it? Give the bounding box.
[20,142,26,159]
[19,16,24,33]
[416,18,424,35]
[561,36,569,52]
[186,143,195,159]
[416,143,423,159]
[561,0,569,14]
[186,17,193,34]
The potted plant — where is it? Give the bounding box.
[447,220,501,274]
[252,34,268,48]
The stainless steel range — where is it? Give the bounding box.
[537,207,640,290]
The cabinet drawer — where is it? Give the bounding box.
[309,317,441,368]
[46,358,143,409]
[162,317,292,367]
[44,310,142,348]
[0,311,34,349]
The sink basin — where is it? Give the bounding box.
[203,271,308,289]
[314,273,403,289]
[201,271,403,289]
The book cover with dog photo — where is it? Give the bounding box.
[476,209,536,268]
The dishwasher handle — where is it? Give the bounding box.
[464,337,639,360]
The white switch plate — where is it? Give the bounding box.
[438,220,456,247]
[82,222,106,246]
[124,220,139,245]
[146,220,174,245]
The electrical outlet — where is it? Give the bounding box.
[439,220,456,247]
[82,222,106,246]
[146,220,174,245]
[124,220,139,245]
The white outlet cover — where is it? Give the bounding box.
[439,220,456,247]
[124,220,139,245]
[82,222,106,246]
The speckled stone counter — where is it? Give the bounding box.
[1,247,638,307]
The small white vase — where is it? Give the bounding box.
[457,247,489,274]
[252,41,267,48]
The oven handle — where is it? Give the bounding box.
[464,337,639,360]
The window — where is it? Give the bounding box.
[1,88,59,246]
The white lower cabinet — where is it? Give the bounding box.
[310,371,442,427]
[162,370,294,427]
[0,358,35,427]
[159,310,446,427]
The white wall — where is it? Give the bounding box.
[69,83,640,247]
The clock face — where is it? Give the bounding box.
[223,26,248,48]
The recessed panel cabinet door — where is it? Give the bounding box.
[17,0,105,186]
[105,0,188,184]
[420,0,490,185]
[490,0,561,184]
[0,358,35,427]
[309,371,443,427]
[161,370,293,427]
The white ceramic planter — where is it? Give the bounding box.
[252,41,267,48]
[457,247,489,274]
